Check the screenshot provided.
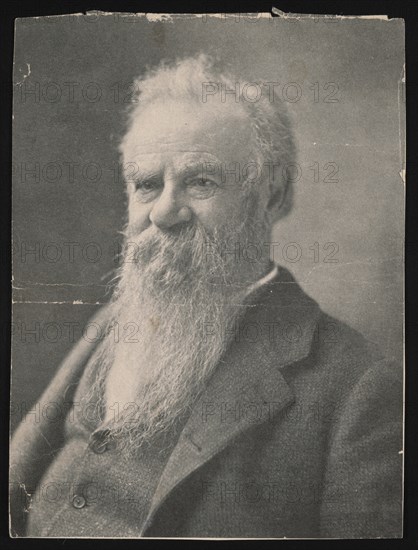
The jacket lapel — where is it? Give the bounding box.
[143,267,321,532]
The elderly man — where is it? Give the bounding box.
[10,54,402,538]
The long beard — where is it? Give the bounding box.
[84,212,265,451]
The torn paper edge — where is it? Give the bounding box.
[14,9,396,23]
[271,7,389,20]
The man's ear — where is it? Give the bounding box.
[264,179,286,223]
[265,179,293,224]
[266,186,284,214]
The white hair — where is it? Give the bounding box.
[119,53,297,221]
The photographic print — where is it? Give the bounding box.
[10,11,405,538]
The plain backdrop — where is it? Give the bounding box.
[11,13,405,431]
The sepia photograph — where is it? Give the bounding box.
[10,11,405,539]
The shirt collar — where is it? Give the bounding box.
[245,264,279,297]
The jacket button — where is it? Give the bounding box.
[89,429,115,454]
[72,495,86,509]
[90,439,107,454]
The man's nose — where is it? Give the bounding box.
[149,184,192,230]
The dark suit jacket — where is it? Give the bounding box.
[9,267,403,538]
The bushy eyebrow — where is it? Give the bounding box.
[177,164,218,179]
[123,163,159,183]
[124,156,224,183]
[172,152,222,174]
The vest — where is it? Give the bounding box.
[26,350,190,537]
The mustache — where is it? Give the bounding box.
[124,221,200,246]
[121,221,219,272]
[110,221,223,298]
[124,220,208,246]
[121,213,258,262]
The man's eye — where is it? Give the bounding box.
[135,180,161,192]
[186,178,218,198]
[132,179,162,203]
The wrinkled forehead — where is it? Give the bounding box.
[121,99,256,166]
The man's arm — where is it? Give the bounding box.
[319,359,403,538]
[9,306,110,536]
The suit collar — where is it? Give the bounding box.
[143,266,321,533]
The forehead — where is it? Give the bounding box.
[125,151,226,177]
[121,99,255,167]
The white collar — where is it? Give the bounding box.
[246,264,279,297]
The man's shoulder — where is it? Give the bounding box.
[315,310,384,367]
[311,311,401,397]
[267,266,400,395]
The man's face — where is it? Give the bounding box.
[90,100,273,446]
[121,99,266,237]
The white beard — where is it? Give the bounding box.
[84,215,265,451]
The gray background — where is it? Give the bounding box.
[11,14,405,431]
